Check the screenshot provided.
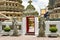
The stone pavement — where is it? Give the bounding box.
[0,35,60,40]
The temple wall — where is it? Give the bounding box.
[35,17,39,36]
[22,17,26,35]
[45,21,60,36]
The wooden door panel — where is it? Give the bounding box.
[26,16,35,34]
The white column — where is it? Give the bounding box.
[0,21,2,32]
[35,17,39,36]
[22,17,26,35]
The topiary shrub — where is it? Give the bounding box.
[4,26,11,32]
[49,27,58,33]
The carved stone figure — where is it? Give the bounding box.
[12,17,18,36]
[38,16,45,37]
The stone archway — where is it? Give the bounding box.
[22,16,39,36]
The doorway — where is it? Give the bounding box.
[26,16,35,35]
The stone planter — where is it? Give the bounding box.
[48,27,58,37]
[48,33,59,37]
[2,31,10,36]
[1,30,12,36]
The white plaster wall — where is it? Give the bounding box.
[2,22,22,25]
[22,17,26,35]
[35,17,39,36]
[45,21,60,36]
[0,17,39,36]
[0,22,22,34]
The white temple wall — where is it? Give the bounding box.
[0,17,39,36]
[22,17,26,35]
[35,17,39,36]
[0,22,22,32]
[45,21,60,36]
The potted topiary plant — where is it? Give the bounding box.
[3,26,11,36]
[49,27,58,33]
[49,27,58,37]
[4,26,11,32]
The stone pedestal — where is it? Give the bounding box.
[48,33,59,37]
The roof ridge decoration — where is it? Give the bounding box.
[26,0,35,10]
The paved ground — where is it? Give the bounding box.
[0,35,60,40]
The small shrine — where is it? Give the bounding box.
[22,0,39,36]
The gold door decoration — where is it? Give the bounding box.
[28,18,34,27]
[28,17,35,32]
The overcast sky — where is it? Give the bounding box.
[22,0,49,14]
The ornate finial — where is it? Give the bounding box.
[28,0,32,5]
